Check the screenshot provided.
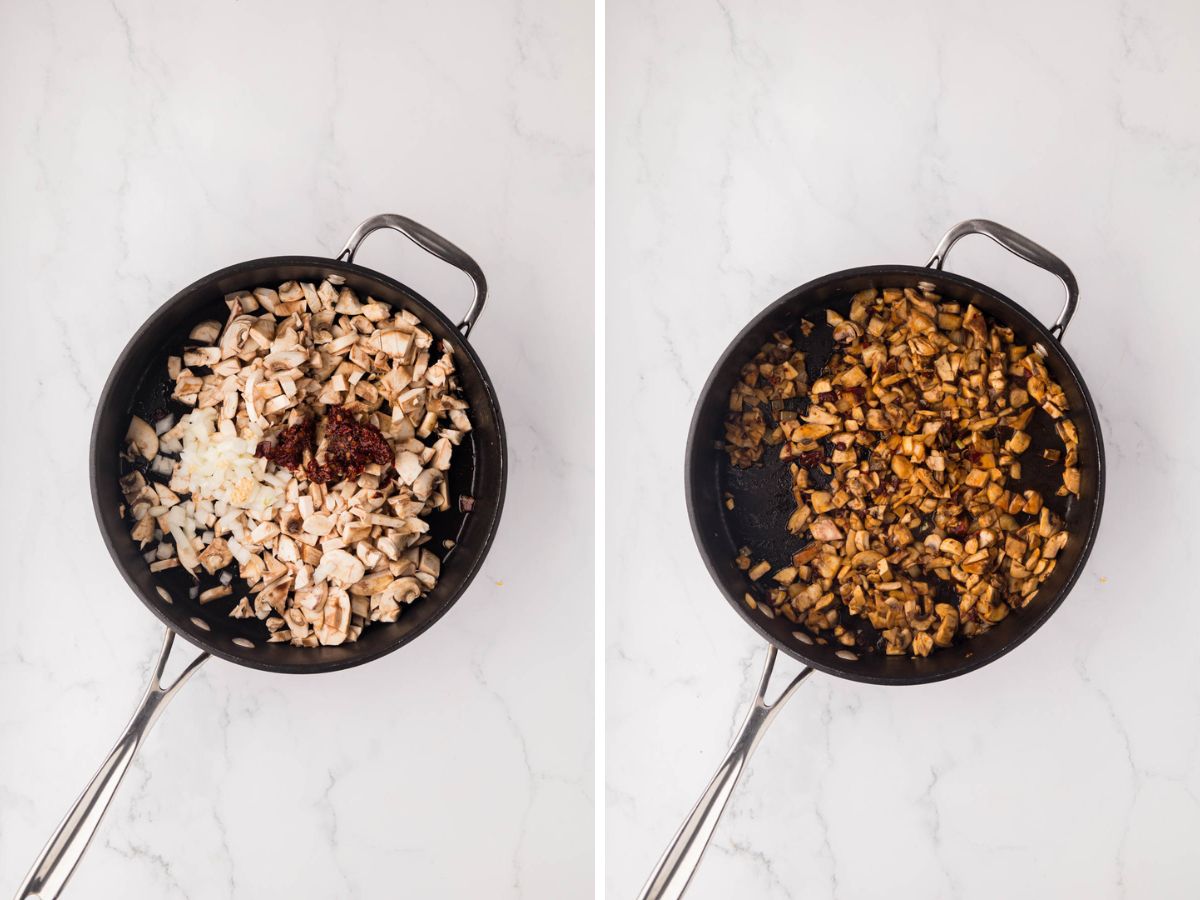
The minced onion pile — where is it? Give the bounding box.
[165,409,286,570]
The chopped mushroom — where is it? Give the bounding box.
[189,320,222,343]
[725,288,1078,657]
[317,588,351,645]
[199,584,233,604]
[197,537,233,575]
[258,575,293,614]
[313,549,365,587]
[120,279,471,648]
[131,516,155,547]
[125,416,158,460]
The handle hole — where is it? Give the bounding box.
[348,232,472,316]
[940,235,1066,331]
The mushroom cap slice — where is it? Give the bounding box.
[218,315,258,360]
[125,416,159,460]
[388,576,422,604]
[259,574,294,615]
[317,588,351,645]
[348,570,396,597]
[189,320,222,343]
[197,537,233,575]
[313,549,366,588]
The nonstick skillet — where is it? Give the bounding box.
[638,219,1105,899]
[16,214,507,900]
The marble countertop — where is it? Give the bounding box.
[0,1,593,898]
[606,0,1200,898]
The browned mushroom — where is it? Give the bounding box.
[725,286,1076,657]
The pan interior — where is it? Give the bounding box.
[92,258,505,673]
[687,266,1103,685]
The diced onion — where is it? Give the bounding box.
[228,538,251,566]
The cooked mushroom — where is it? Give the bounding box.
[726,287,1076,657]
[808,517,843,542]
[1062,468,1080,496]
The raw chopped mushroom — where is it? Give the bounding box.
[125,416,158,461]
[725,287,1078,658]
[118,278,472,647]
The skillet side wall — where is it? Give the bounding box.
[90,257,506,673]
[686,265,1104,685]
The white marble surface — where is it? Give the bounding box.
[607,1,1200,897]
[0,1,593,897]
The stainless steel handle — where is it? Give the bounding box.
[337,214,489,338]
[637,647,814,900]
[14,630,208,900]
[926,218,1079,339]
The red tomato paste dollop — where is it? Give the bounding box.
[256,405,394,485]
[255,420,315,471]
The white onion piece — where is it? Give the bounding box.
[228,538,251,566]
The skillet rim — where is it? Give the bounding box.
[89,254,507,673]
[685,263,1105,686]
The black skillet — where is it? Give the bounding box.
[17,214,507,900]
[638,220,1105,899]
